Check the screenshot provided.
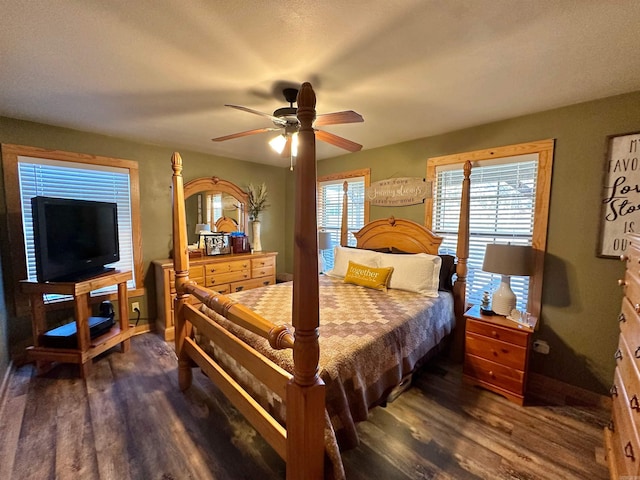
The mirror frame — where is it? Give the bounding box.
[183,176,249,234]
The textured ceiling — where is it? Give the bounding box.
[2,1,640,167]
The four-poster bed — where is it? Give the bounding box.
[171,82,471,479]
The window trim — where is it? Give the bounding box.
[1,143,144,316]
[318,168,371,239]
[425,139,554,318]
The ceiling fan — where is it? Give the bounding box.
[211,87,364,160]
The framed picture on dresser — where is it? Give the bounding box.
[598,131,640,258]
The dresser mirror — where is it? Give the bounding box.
[183,177,249,245]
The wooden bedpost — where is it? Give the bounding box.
[340,181,349,247]
[451,160,471,360]
[171,152,193,391]
[287,82,325,480]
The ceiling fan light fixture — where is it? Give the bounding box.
[291,132,299,157]
[269,134,287,154]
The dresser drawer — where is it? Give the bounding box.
[251,256,275,270]
[611,367,640,476]
[170,265,205,292]
[624,269,640,307]
[621,297,640,363]
[230,276,275,293]
[205,270,250,287]
[616,334,640,420]
[464,354,525,395]
[465,332,527,370]
[466,319,529,347]
[204,259,251,275]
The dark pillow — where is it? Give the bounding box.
[390,247,456,292]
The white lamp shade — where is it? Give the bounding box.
[195,223,211,234]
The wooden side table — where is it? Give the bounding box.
[463,304,537,405]
[21,270,134,378]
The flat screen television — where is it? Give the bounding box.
[31,196,120,282]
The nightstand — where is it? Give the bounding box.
[463,304,536,405]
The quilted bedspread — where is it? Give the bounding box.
[198,275,455,452]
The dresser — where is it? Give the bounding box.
[153,252,277,341]
[463,304,536,405]
[605,234,640,478]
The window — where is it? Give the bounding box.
[1,144,144,314]
[18,158,134,298]
[426,140,554,317]
[317,168,370,271]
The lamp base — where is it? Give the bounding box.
[492,275,516,316]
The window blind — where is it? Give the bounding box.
[18,157,135,300]
[317,177,365,270]
[433,158,538,311]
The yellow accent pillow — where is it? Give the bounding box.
[343,261,394,292]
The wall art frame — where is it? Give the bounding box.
[598,131,640,258]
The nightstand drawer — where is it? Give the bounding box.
[464,354,525,395]
[465,332,527,369]
[466,318,529,347]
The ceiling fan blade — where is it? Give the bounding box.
[225,104,287,126]
[212,127,279,142]
[314,110,364,126]
[315,129,363,152]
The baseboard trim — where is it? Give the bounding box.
[527,372,611,409]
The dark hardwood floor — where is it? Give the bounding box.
[0,333,610,479]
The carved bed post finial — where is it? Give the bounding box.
[288,82,325,479]
[341,181,349,247]
[451,159,472,360]
[171,152,193,390]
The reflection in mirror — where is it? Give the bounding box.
[183,177,249,246]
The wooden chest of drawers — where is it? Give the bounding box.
[605,234,640,478]
[153,252,277,341]
[463,304,535,405]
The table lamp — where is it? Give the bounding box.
[482,243,533,316]
[318,231,332,273]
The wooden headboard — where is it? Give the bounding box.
[353,216,443,254]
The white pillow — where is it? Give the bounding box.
[377,252,442,297]
[325,246,380,278]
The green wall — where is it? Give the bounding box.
[1,89,638,394]
[0,117,289,373]
[289,90,639,394]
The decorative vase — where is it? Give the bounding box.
[252,220,262,252]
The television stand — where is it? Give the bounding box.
[20,270,134,378]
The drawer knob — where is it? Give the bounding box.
[488,370,495,378]
[262,281,269,286]
[619,312,627,322]
[631,394,640,411]
[615,349,623,361]
[491,349,498,357]
[621,254,629,262]
[607,420,615,432]
[636,346,640,359]
[235,286,244,292]
[491,330,498,338]
[618,279,627,287]
[610,384,618,397]
[625,441,635,461]
[636,304,640,314]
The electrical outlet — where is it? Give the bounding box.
[131,302,140,313]
[532,340,550,354]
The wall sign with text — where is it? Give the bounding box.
[599,132,640,257]
[365,177,430,206]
